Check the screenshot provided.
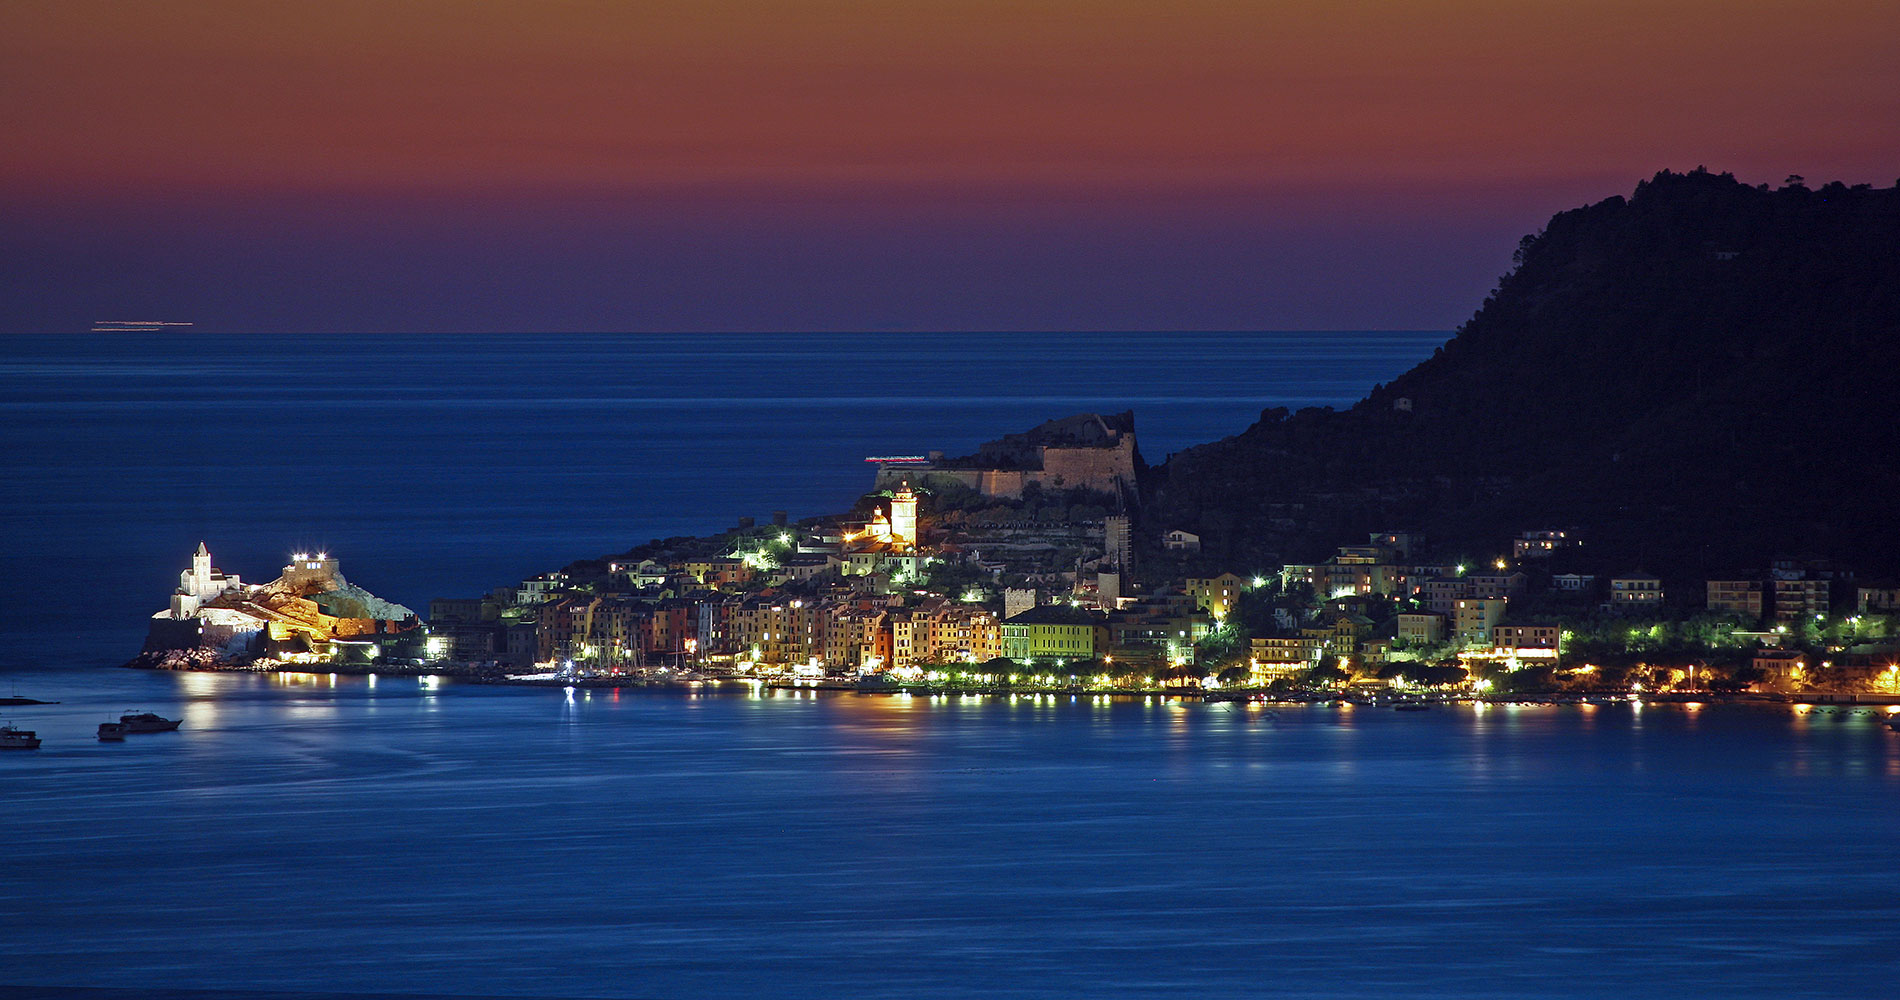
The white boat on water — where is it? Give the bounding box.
[120,711,181,733]
[1,724,42,749]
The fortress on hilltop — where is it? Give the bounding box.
[870,412,1140,503]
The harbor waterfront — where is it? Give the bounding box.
[10,0,1900,991]
[8,331,1900,997]
[3,665,1900,998]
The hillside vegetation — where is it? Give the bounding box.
[1150,169,1900,580]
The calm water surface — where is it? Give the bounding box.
[3,669,1899,998]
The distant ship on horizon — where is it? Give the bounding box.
[90,320,194,332]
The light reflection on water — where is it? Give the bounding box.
[2,667,1899,999]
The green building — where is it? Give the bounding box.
[1002,605,1099,663]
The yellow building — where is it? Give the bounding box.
[1185,573,1246,622]
[1002,606,1097,663]
[1453,597,1508,643]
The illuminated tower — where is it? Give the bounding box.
[189,541,212,594]
[890,482,918,550]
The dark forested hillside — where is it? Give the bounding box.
[1150,169,1900,580]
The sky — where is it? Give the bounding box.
[3,1,1896,333]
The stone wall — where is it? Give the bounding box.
[1038,437,1137,494]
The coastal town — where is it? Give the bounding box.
[137,413,1900,701]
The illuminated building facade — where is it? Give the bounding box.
[1453,597,1508,643]
[1492,624,1561,657]
[1002,605,1098,662]
[1184,573,1245,621]
[889,484,918,550]
[1609,573,1665,609]
[168,541,246,618]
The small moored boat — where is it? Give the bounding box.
[1,724,42,749]
[120,712,181,733]
[98,722,129,741]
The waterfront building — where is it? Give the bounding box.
[889,600,1002,669]
[729,595,821,665]
[1105,606,1201,668]
[535,596,650,667]
[1249,635,1327,669]
[891,611,922,670]
[1492,624,1561,658]
[1751,649,1807,687]
[823,604,892,672]
[431,621,501,661]
[1001,605,1098,663]
[925,604,1001,664]
[696,595,742,657]
[504,621,537,664]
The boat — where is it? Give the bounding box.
[1,725,42,749]
[120,712,181,733]
[98,722,129,741]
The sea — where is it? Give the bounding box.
[4,332,1899,999]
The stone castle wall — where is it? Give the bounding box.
[873,453,1131,500]
[1037,438,1137,494]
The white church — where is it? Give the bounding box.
[167,541,249,619]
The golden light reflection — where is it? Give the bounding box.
[177,671,225,697]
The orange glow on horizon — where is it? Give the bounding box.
[3,0,1896,201]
